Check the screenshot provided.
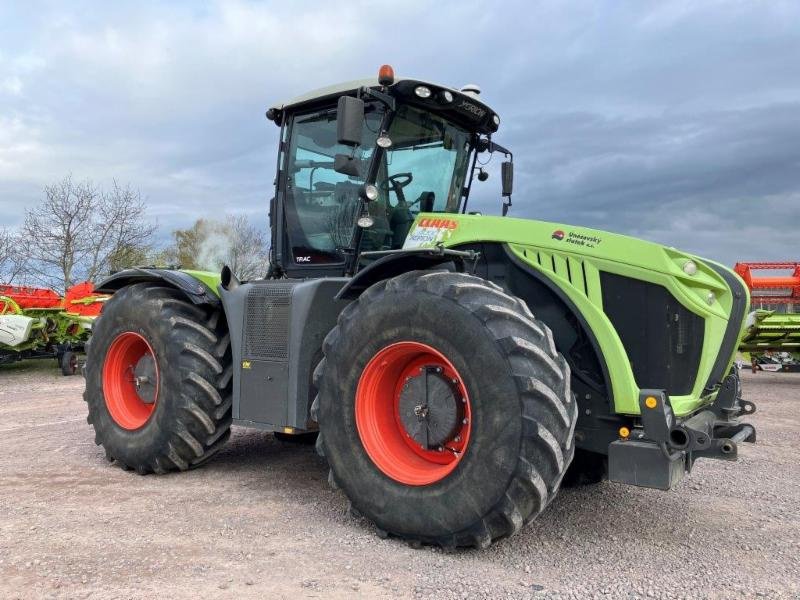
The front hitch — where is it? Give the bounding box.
[608,372,756,490]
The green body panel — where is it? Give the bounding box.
[181,270,222,297]
[404,213,745,417]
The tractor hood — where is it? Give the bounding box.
[402,213,748,417]
[402,213,742,321]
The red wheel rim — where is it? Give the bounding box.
[102,332,159,430]
[355,341,472,486]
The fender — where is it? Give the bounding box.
[95,268,221,306]
[336,248,478,300]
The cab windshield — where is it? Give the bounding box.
[364,105,472,250]
[283,102,473,265]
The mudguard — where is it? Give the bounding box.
[337,248,477,300]
[95,268,221,306]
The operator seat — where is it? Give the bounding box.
[389,191,435,249]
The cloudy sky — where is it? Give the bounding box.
[1,0,798,266]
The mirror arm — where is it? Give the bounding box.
[359,86,396,111]
[487,140,513,161]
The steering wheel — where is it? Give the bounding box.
[378,172,413,205]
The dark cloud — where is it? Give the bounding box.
[1,1,798,266]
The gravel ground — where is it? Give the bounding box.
[1,361,798,599]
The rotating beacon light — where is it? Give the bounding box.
[378,64,395,86]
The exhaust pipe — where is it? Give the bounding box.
[220,265,239,291]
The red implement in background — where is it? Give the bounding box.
[0,284,62,309]
[0,282,107,315]
[62,281,106,317]
[734,262,800,305]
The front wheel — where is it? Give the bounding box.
[313,271,577,548]
[83,284,232,473]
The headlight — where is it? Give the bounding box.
[683,260,698,276]
[357,216,375,228]
[362,184,379,201]
[414,86,432,99]
[705,291,716,305]
[492,115,500,126]
[440,90,453,103]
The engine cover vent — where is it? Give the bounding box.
[243,284,294,361]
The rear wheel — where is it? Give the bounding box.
[84,283,232,473]
[313,271,577,548]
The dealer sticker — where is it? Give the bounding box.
[551,229,602,249]
[403,218,458,249]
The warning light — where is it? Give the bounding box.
[645,396,658,409]
[619,427,630,439]
[378,64,395,86]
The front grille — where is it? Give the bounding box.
[243,284,294,361]
[601,272,704,396]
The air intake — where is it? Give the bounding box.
[243,284,294,361]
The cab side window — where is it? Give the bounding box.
[284,109,379,264]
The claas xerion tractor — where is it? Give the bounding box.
[84,65,756,549]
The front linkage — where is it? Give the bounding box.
[609,372,756,490]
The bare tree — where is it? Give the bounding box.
[0,227,28,283]
[85,181,156,280]
[22,176,96,290]
[22,176,155,291]
[221,215,269,280]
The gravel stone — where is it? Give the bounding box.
[0,361,797,598]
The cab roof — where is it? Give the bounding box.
[276,76,485,109]
[268,76,501,135]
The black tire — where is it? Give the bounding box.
[83,283,232,473]
[61,350,78,376]
[312,271,577,548]
[561,449,607,487]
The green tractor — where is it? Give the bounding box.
[84,66,756,548]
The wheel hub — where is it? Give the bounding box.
[398,367,463,450]
[132,354,157,404]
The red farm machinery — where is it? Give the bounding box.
[735,262,800,372]
[0,282,107,374]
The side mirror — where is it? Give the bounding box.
[333,153,362,177]
[501,161,513,197]
[337,96,365,146]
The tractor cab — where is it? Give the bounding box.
[265,65,513,279]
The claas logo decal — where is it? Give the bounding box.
[551,230,565,241]
[418,218,458,229]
